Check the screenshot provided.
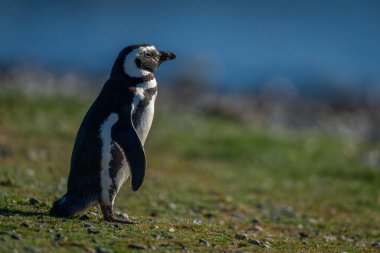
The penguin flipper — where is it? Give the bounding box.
[112,107,146,192]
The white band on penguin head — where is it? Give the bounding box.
[123,46,157,77]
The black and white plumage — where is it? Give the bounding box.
[50,44,176,223]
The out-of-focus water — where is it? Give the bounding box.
[1,0,380,87]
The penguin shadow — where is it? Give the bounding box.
[0,207,101,222]
[0,207,47,218]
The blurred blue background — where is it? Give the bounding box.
[1,0,380,89]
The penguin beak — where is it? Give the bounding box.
[159,51,176,63]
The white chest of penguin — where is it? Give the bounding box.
[131,79,157,145]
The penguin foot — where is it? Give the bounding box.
[100,203,137,224]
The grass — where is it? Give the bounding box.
[0,91,379,252]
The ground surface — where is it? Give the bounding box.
[0,92,379,252]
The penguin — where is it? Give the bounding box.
[50,44,176,223]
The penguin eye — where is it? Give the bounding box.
[145,52,152,58]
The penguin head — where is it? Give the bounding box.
[114,44,175,78]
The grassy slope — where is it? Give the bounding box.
[0,92,379,252]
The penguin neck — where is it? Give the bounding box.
[127,73,155,87]
[110,72,155,88]
[136,77,157,90]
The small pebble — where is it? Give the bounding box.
[299,232,308,240]
[87,228,100,234]
[150,212,158,217]
[235,233,248,240]
[29,197,40,205]
[263,236,273,243]
[35,222,44,227]
[199,239,210,246]
[21,222,32,228]
[251,218,260,224]
[306,217,318,224]
[339,235,354,243]
[95,247,113,253]
[54,225,62,231]
[279,206,294,213]
[128,244,146,250]
[248,239,262,246]
[11,234,22,240]
[26,149,38,161]
[24,246,40,253]
[255,203,265,210]
[79,214,90,220]
[0,146,11,158]
[204,213,214,219]
[118,213,129,219]
[84,247,96,253]
[323,235,336,242]
[168,203,177,209]
[54,233,66,241]
[251,225,263,232]
[193,218,202,225]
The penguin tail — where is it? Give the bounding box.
[49,194,90,217]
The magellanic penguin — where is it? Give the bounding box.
[50,44,176,223]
